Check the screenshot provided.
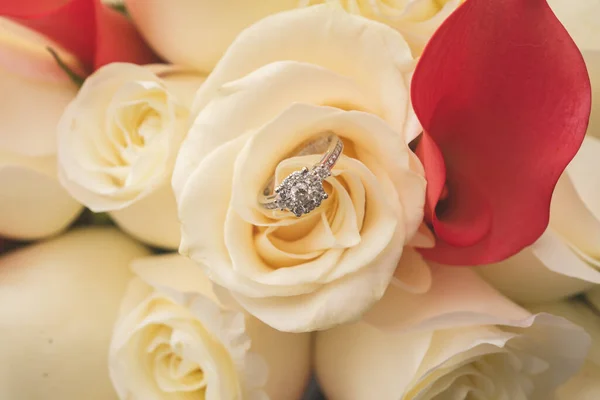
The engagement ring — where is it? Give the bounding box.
[259,133,344,217]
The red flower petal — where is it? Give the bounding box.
[412,0,591,265]
[0,0,157,70]
[0,0,71,17]
[93,2,159,68]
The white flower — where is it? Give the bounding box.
[110,254,311,400]
[0,18,83,239]
[173,6,427,332]
[315,0,462,54]
[58,63,205,249]
[529,298,600,400]
[124,0,459,73]
[316,265,590,400]
[0,228,150,400]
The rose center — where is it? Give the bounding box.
[147,326,207,395]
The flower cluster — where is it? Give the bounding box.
[0,0,599,399]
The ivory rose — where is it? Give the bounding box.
[318,0,462,54]
[172,6,427,332]
[125,0,459,73]
[110,254,311,400]
[0,18,83,240]
[0,228,150,400]
[477,24,600,304]
[316,265,590,400]
[528,298,600,400]
[58,63,205,249]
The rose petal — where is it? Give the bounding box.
[412,0,592,264]
[177,135,256,293]
[0,228,150,400]
[130,254,218,302]
[390,246,432,294]
[551,167,600,260]
[585,51,600,138]
[188,4,415,133]
[566,136,600,226]
[478,230,599,304]
[109,183,181,250]
[232,225,405,332]
[364,264,529,332]
[0,157,82,240]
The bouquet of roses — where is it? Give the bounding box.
[1,0,599,398]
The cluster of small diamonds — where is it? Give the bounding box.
[274,167,330,217]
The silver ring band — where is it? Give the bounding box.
[259,133,344,217]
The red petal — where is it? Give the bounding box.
[92,3,158,68]
[0,0,71,17]
[412,0,591,265]
[0,0,157,70]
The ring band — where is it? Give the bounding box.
[259,133,344,217]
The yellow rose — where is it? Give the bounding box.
[316,265,590,399]
[172,6,427,332]
[58,63,205,249]
[110,254,312,400]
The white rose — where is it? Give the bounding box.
[0,18,83,240]
[58,63,205,249]
[125,0,459,74]
[0,227,150,400]
[110,254,311,400]
[316,264,590,400]
[319,0,462,54]
[477,52,600,304]
[528,298,600,400]
[173,6,427,332]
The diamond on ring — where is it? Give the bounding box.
[259,133,343,217]
[274,166,330,217]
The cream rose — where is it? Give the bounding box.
[314,0,462,54]
[110,254,311,400]
[528,298,600,400]
[316,265,590,400]
[172,6,427,332]
[125,0,459,74]
[0,227,150,400]
[0,18,83,240]
[477,48,600,304]
[58,63,205,249]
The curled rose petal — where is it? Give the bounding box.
[0,0,158,70]
[412,0,592,264]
